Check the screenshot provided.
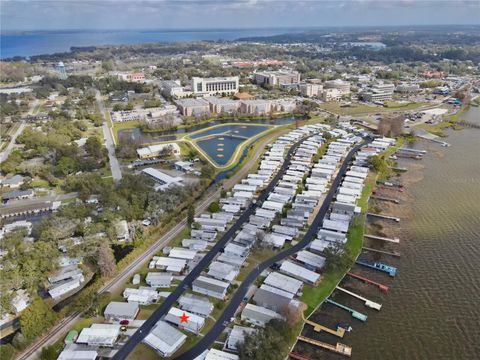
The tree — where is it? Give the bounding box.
[208,201,220,213]
[85,136,106,161]
[19,298,58,341]
[97,242,117,277]
[323,241,354,272]
[0,344,16,360]
[237,319,294,360]
[187,205,195,228]
[367,155,388,174]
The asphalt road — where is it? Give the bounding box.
[16,128,288,360]
[96,90,122,182]
[175,139,369,360]
[112,135,310,360]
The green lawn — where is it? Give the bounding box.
[127,343,159,360]
[320,101,427,116]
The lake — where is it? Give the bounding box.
[294,106,480,359]
[118,117,296,145]
[1,28,304,59]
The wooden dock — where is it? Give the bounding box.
[367,213,400,222]
[304,319,346,338]
[364,234,400,243]
[336,286,382,310]
[363,246,401,258]
[347,272,389,292]
[297,336,352,357]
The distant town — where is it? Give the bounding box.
[0,25,479,360]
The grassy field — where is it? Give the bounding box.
[319,101,426,116]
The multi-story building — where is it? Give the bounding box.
[160,80,191,98]
[254,70,301,86]
[207,97,239,114]
[175,98,210,116]
[321,88,342,102]
[192,76,239,95]
[239,100,272,115]
[395,83,421,93]
[324,79,351,94]
[299,83,322,97]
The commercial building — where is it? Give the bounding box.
[300,83,322,97]
[207,97,239,114]
[136,143,181,158]
[57,347,97,360]
[142,168,183,191]
[254,70,301,86]
[160,80,190,98]
[360,83,394,102]
[239,100,272,115]
[192,76,239,95]
[104,301,139,323]
[2,189,34,203]
[175,98,210,116]
[143,320,187,357]
[321,88,343,102]
[324,80,351,94]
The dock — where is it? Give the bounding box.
[376,184,404,192]
[390,166,408,172]
[367,213,400,222]
[346,272,389,292]
[364,234,400,243]
[363,246,401,258]
[398,148,426,154]
[325,299,367,322]
[355,260,397,277]
[336,286,382,310]
[371,195,399,204]
[289,353,312,360]
[303,319,346,338]
[297,336,352,358]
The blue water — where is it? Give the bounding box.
[197,136,244,166]
[118,117,297,144]
[1,28,302,59]
[190,124,268,140]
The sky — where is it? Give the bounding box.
[1,0,479,32]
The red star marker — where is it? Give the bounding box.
[179,312,189,323]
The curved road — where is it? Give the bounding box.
[16,126,290,360]
[175,139,368,359]
[113,135,312,359]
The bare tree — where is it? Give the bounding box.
[97,242,117,277]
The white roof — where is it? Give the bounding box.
[76,324,120,346]
[142,167,183,184]
[280,260,321,284]
[205,349,239,360]
[264,272,303,295]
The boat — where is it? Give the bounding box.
[356,260,397,277]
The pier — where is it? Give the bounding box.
[355,260,397,277]
[390,166,408,172]
[371,195,399,204]
[297,336,352,358]
[325,299,368,322]
[367,213,400,222]
[398,148,427,154]
[364,234,400,243]
[346,272,389,292]
[336,286,382,310]
[376,184,404,192]
[289,353,312,360]
[363,246,401,258]
[303,319,346,338]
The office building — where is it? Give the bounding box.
[254,70,301,86]
[192,76,239,95]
